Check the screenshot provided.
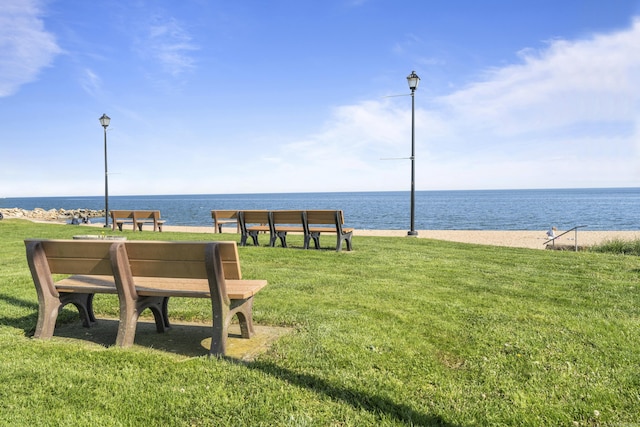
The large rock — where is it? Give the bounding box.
[0,207,105,222]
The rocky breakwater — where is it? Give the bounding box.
[0,208,104,223]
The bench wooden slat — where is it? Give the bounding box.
[46,259,114,275]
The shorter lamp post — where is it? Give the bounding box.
[99,114,111,228]
[406,71,420,236]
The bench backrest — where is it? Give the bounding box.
[110,210,161,220]
[24,239,118,297]
[211,210,238,220]
[134,210,160,220]
[110,210,135,220]
[111,241,236,306]
[239,210,269,224]
[303,210,347,236]
[305,210,344,225]
[121,240,241,280]
[271,210,304,225]
[25,239,116,275]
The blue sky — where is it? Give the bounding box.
[1,0,639,197]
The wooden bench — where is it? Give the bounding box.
[110,210,165,232]
[304,210,353,251]
[25,239,267,357]
[238,210,270,246]
[25,239,120,340]
[211,210,239,233]
[270,210,305,248]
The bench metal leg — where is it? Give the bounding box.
[249,231,260,246]
[240,232,260,246]
[275,232,287,248]
[336,233,353,252]
[304,232,320,249]
[59,292,96,327]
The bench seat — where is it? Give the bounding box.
[131,277,267,299]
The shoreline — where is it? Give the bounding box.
[65,221,640,250]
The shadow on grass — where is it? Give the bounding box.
[1,293,448,423]
[0,293,39,334]
[247,361,459,426]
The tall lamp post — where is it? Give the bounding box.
[406,71,420,236]
[99,114,111,228]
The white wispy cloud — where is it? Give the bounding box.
[140,16,198,77]
[0,0,61,97]
[438,19,640,137]
[79,68,102,97]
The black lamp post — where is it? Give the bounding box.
[406,71,420,236]
[99,114,111,228]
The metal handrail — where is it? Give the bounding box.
[544,225,588,251]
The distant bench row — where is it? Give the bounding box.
[110,210,165,232]
[212,210,353,252]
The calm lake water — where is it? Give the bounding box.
[1,188,638,230]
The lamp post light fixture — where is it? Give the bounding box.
[406,71,420,236]
[99,114,111,228]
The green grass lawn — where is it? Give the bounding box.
[1,219,639,426]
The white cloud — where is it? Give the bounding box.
[438,19,640,137]
[80,68,102,96]
[0,0,61,97]
[252,18,640,192]
[138,16,198,77]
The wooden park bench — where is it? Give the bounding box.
[237,210,353,251]
[110,210,165,232]
[238,210,271,246]
[270,210,305,248]
[24,239,267,357]
[304,210,353,251]
[211,210,239,233]
[25,239,119,340]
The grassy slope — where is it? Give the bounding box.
[0,219,638,426]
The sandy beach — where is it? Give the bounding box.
[87,223,640,250]
[14,217,639,250]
